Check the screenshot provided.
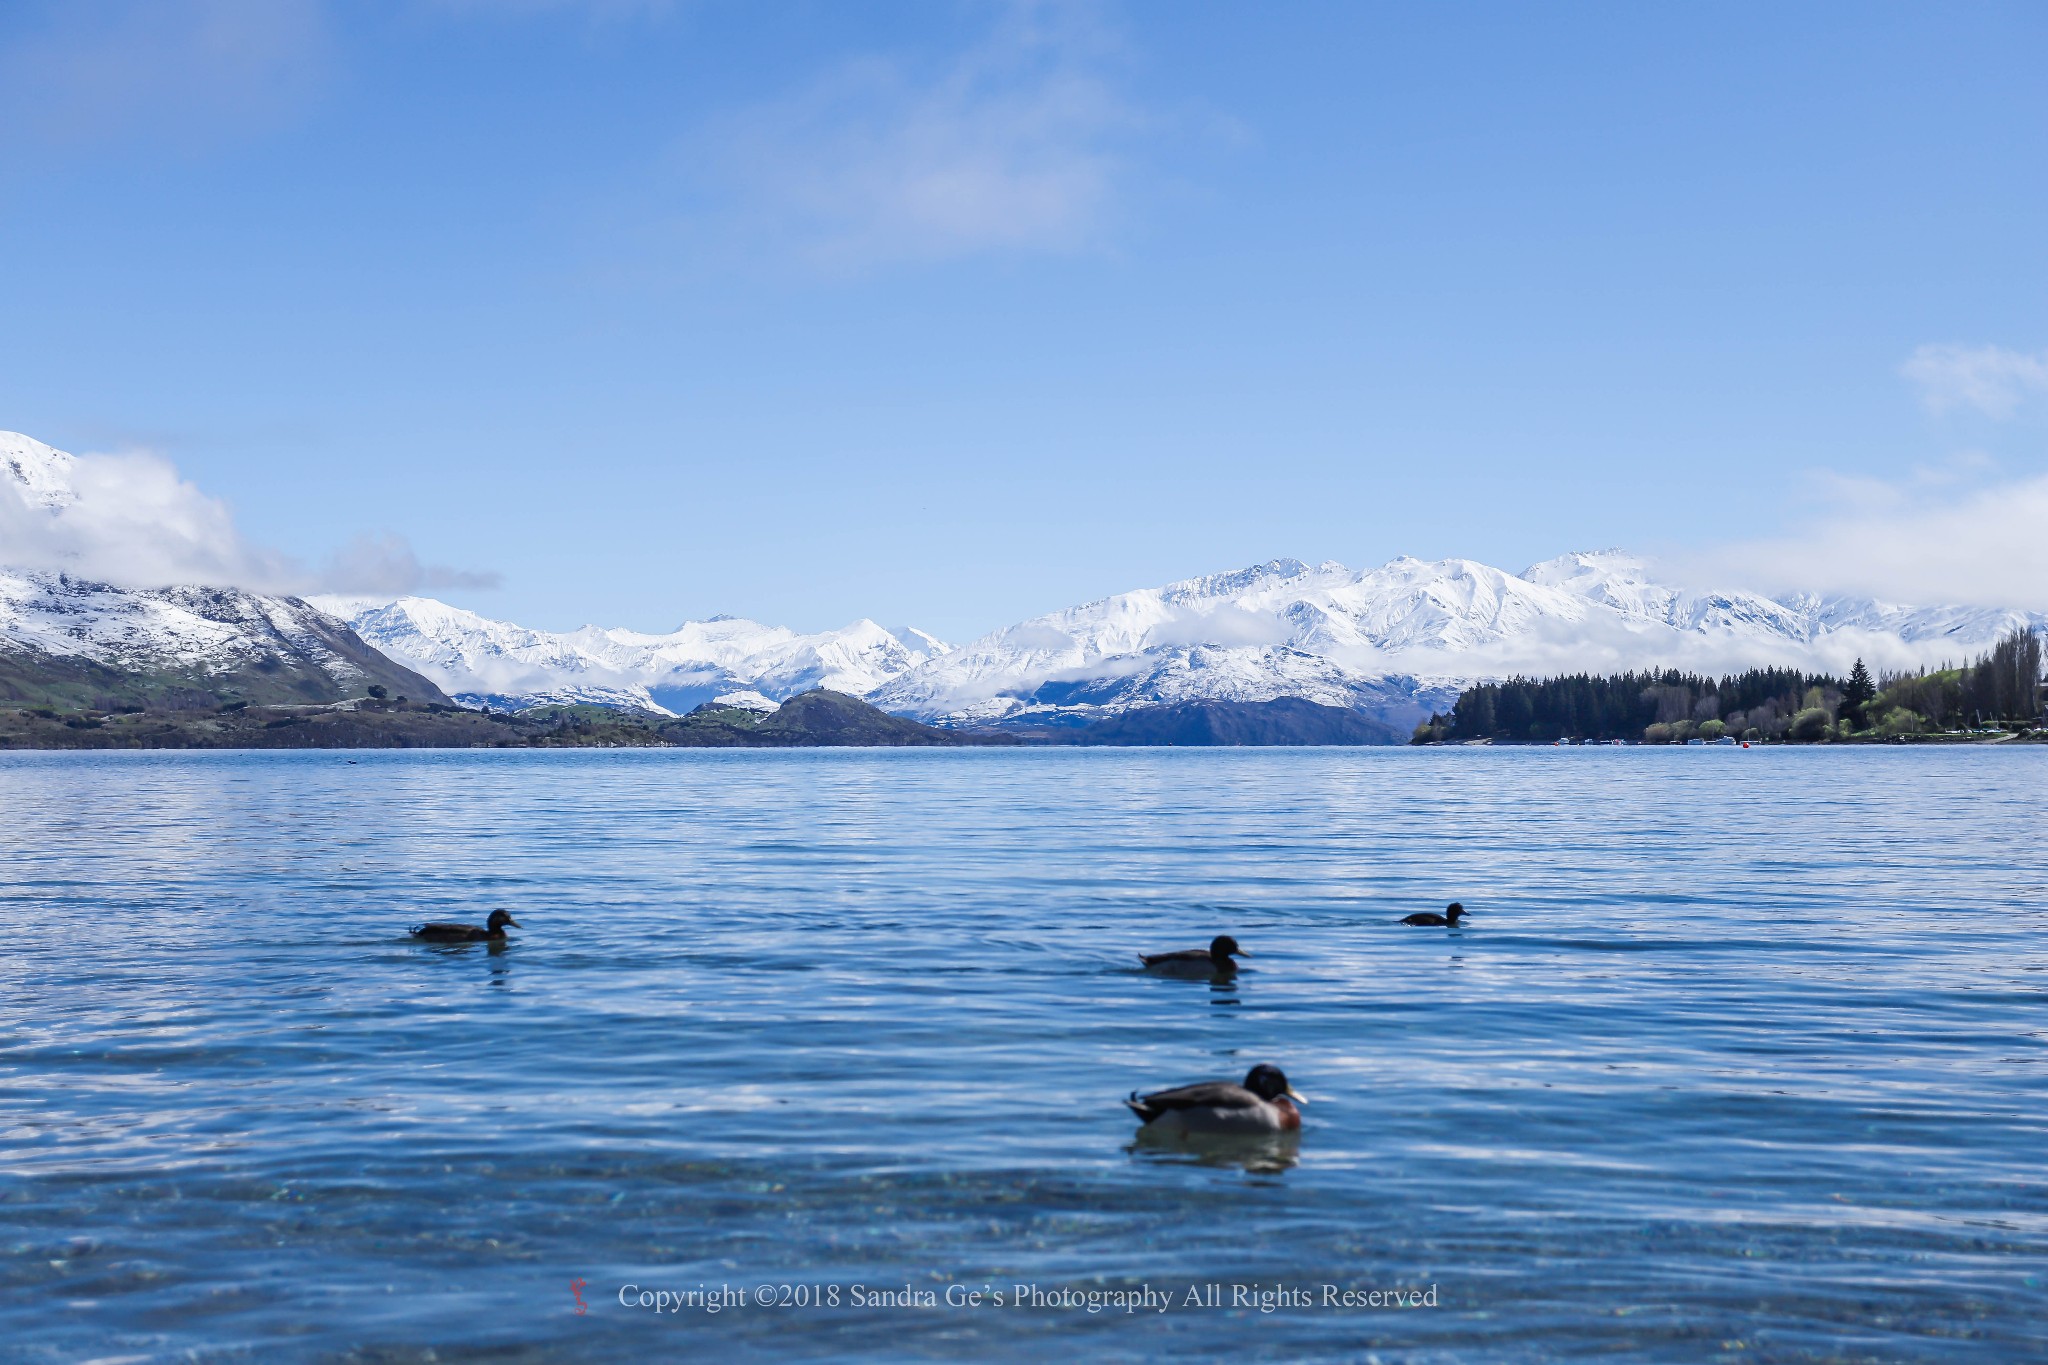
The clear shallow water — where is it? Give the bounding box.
[2,747,2044,1362]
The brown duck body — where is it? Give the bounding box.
[1125,1064,1305,1135]
[1401,902,1467,927]
[411,910,522,942]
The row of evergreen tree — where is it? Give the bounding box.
[1413,626,2045,745]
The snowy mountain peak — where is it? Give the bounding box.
[890,625,952,656]
[1159,557,1313,602]
[1,430,80,511]
[868,549,2048,730]
[1523,548,1652,584]
[318,596,954,715]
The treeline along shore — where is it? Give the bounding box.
[1413,626,2046,746]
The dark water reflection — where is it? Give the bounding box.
[1128,1128,1301,1175]
[1,746,2045,1360]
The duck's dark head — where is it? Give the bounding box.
[1210,934,1248,962]
[1243,1064,1306,1105]
[487,909,524,934]
[1443,902,1466,924]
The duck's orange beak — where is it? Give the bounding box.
[1285,1087,1309,1105]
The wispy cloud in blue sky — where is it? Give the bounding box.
[1901,344,2048,418]
[683,4,1145,270]
[0,0,329,154]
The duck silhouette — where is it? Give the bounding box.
[410,909,523,943]
[1139,934,1247,977]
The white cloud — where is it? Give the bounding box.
[1381,606,1952,684]
[0,434,497,597]
[319,532,503,595]
[1900,343,2048,418]
[1693,467,2048,612]
[1143,602,1290,649]
[689,3,1141,269]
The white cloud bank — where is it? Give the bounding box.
[1691,340,2048,610]
[0,432,497,597]
[1691,465,2048,613]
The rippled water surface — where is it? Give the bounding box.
[3,747,2045,1361]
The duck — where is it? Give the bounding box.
[1400,902,1466,927]
[1125,1064,1306,1135]
[1139,934,1248,977]
[410,909,523,943]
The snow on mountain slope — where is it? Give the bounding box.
[1521,549,2042,656]
[318,544,2043,731]
[0,434,444,705]
[9,429,2039,734]
[871,550,2048,728]
[313,596,953,714]
[1,431,77,511]
[0,568,446,705]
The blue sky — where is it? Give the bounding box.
[3,0,2046,639]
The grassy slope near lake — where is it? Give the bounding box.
[0,690,1010,751]
[0,631,449,713]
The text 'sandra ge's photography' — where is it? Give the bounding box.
[610,1281,1442,1317]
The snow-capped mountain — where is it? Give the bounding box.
[1,430,76,511]
[0,568,446,707]
[312,594,952,715]
[868,550,2047,729]
[0,432,443,707]
[7,426,2040,737]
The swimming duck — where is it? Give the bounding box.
[1400,902,1466,927]
[410,909,523,943]
[1139,934,1248,976]
[1125,1064,1306,1135]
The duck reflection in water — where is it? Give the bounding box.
[414,936,515,960]
[1128,1126,1300,1174]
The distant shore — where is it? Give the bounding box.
[0,693,1424,750]
[0,691,1013,751]
[6,692,2040,752]
[1418,732,2044,748]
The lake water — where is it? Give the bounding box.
[2,747,2044,1361]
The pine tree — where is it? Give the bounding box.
[1842,658,1876,729]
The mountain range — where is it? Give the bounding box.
[5,429,2044,738]
[306,594,949,715]
[326,550,2048,736]
[0,433,442,710]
